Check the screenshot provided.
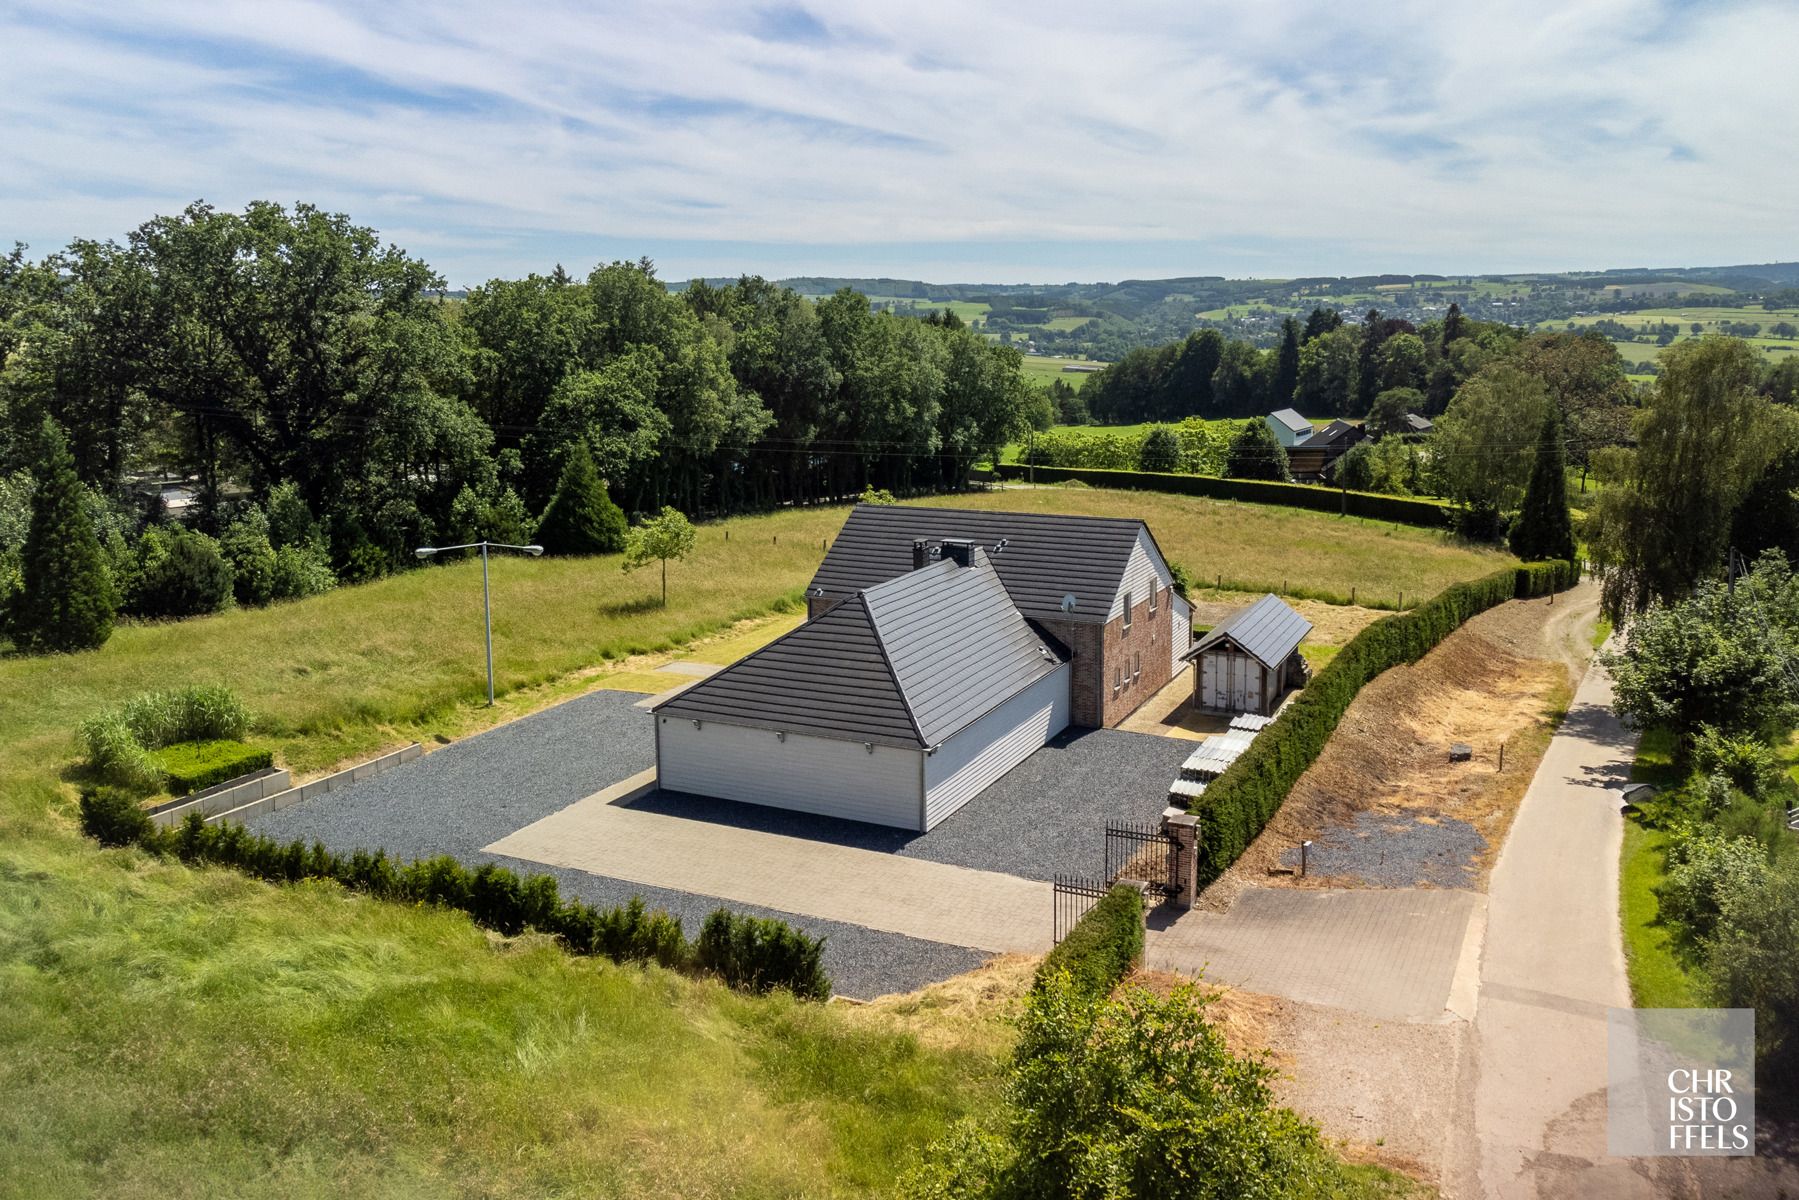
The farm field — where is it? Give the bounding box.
[1017,352,1105,389]
[1546,306,1799,370]
[0,489,1504,1197]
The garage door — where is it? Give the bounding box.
[656,716,923,829]
[922,664,1071,830]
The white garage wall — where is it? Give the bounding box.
[922,663,1071,830]
[656,717,924,829]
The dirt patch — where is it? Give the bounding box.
[1202,582,1600,908]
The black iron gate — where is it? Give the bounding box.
[1052,874,1107,943]
[1105,820,1181,904]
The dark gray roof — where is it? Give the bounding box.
[1404,412,1434,432]
[808,504,1150,624]
[1267,408,1312,434]
[1182,593,1311,670]
[658,550,1067,748]
[1301,420,1362,449]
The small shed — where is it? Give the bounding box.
[1181,594,1311,716]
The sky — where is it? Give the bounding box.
[3,0,1796,288]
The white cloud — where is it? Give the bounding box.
[0,0,1794,283]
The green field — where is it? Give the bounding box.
[1018,353,1105,389]
[1549,307,1799,370]
[0,490,1501,1195]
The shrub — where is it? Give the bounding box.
[78,685,255,793]
[1691,727,1784,801]
[79,786,154,848]
[151,739,274,794]
[1034,883,1143,1001]
[131,526,235,618]
[1224,419,1291,482]
[1137,426,1181,472]
[74,806,830,1000]
[1706,858,1799,1089]
[1191,561,1576,884]
[1659,830,1771,944]
[220,506,279,606]
[270,543,337,601]
[695,909,831,999]
[77,712,166,793]
[907,978,1335,1199]
[537,441,627,555]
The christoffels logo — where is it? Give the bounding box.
[1608,1009,1756,1157]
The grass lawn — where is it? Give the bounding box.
[0,489,1486,1196]
[1018,354,1103,389]
[1618,729,1704,1009]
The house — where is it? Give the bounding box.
[1402,412,1434,436]
[1265,408,1314,447]
[1286,419,1367,483]
[1181,593,1310,716]
[652,506,1192,829]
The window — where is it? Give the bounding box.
[1114,664,1123,695]
[1122,590,1133,634]
[1133,652,1141,684]
[1149,587,1158,616]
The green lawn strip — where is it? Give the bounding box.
[1619,729,1705,1009]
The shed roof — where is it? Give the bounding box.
[1403,412,1434,433]
[657,550,1066,749]
[1182,593,1312,670]
[1267,408,1313,435]
[808,504,1153,624]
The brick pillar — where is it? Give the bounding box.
[1162,807,1200,910]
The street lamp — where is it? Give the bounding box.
[414,540,544,706]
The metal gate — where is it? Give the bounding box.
[1052,875,1108,943]
[1105,820,1181,904]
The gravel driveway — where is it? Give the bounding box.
[241,689,985,998]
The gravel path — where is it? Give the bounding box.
[632,727,1192,882]
[240,689,987,997]
[1279,810,1485,889]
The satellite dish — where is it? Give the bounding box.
[1061,593,1077,614]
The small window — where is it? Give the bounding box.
[1149,587,1158,615]
[1122,590,1133,633]
[1114,664,1123,694]
[1133,652,1141,683]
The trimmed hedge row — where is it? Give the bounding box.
[992,462,1453,528]
[1191,559,1579,886]
[1034,883,1144,1000]
[78,791,831,1000]
[79,685,256,794]
[152,739,274,794]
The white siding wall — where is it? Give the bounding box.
[656,717,924,829]
[1107,530,1174,622]
[1199,649,1269,714]
[923,664,1071,830]
[1170,594,1192,675]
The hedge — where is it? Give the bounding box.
[77,791,831,1000]
[1190,559,1579,886]
[1034,883,1144,1000]
[79,685,256,794]
[992,462,1453,528]
[152,739,274,794]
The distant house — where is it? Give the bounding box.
[1286,419,1367,483]
[1402,413,1434,436]
[1265,408,1314,447]
[652,506,1193,830]
[1181,593,1311,717]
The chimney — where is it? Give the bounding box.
[912,538,933,570]
[941,538,976,568]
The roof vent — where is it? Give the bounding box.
[1061,593,1078,614]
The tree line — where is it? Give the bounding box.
[0,201,1043,650]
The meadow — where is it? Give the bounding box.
[1017,352,1105,389]
[1549,306,1799,370]
[0,488,1502,1196]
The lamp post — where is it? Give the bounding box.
[414,540,543,706]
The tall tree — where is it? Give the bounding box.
[1441,301,1467,347]
[1294,327,1356,416]
[1272,318,1300,408]
[8,419,114,652]
[1430,365,1551,537]
[1589,338,1781,616]
[1301,306,1341,344]
[1223,419,1290,482]
[1509,409,1577,563]
[535,441,627,556]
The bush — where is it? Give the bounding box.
[79,786,154,848]
[1706,858,1799,1089]
[131,526,235,618]
[1691,727,1784,801]
[270,543,337,601]
[537,441,627,555]
[695,909,831,999]
[1137,427,1181,472]
[78,685,255,793]
[1659,830,1771,944]
[74,805,830,1000]
[1224,419,1291,482]
[151,739,274,794]
[907,978,1336,1199]
[1191,561,1576,885]
[1034,883,1143,1001]
[990,463,1454,528]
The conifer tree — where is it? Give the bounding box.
[1509,409,1577,563]
[1273,317,1301,406]
[536,442,627,555]
[10,419,115,652]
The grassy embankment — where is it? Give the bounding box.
[1618,729,1704,1009]
[0,489,1498,1195]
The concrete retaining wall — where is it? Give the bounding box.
[149,767,292,828]
[206,743,423,824]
